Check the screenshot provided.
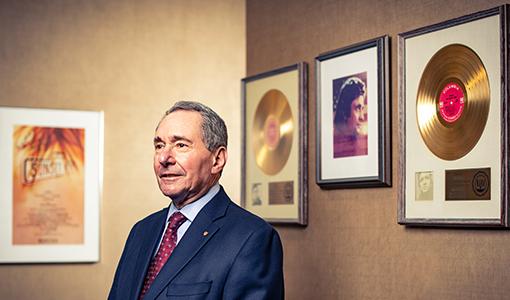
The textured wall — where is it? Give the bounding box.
[0,0,245,299]
[247,0,510,299]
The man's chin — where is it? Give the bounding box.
[171,198,185,208]
[159,187,182,201]
[160,188,190,207]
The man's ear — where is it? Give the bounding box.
[211,146,227,175]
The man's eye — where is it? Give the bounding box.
[154,143,164,150]
[176,142,187,148]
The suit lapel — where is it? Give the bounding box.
[143,188,230,300]
[130,209,168,299]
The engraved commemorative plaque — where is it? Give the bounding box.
[445,168,490,200]
[268,181,294,205]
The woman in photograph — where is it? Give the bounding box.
[333,76,368,158]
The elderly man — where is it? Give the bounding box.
[109,101,284,300]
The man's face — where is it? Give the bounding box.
[347,95,367,135]
[252,184,260,197]
[153,110,216,208]
[419,173,432,193]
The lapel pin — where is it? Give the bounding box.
[203,231,209,236]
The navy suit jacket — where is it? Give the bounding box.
[108,187,284,300]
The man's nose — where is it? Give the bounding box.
[158,148,176,166]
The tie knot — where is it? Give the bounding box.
[168,211,187,229]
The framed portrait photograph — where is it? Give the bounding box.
[241,63,308,225]
[398,5,510,227]
[0,107,103,262]
[316,36,391,188]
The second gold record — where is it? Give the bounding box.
[416,43,490,161]
[252,89,294,175]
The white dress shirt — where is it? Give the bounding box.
[154,184,220,253]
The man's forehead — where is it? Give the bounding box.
[154,111,204,142]
[156,110,202,129]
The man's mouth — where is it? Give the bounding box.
[159,173,181,179]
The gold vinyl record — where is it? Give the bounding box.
[252,89,294,175]
[416,43,490,161]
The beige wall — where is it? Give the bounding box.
[246,0,510,299]
[4,0,510,299]
[0,0,245,299]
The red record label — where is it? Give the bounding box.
[264,115,280,150]
[438,82,465,123]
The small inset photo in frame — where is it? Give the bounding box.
[415,171,433,201]
[251,183,263,206]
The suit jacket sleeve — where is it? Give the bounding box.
[223,225,284,299]
[108,222,139,300]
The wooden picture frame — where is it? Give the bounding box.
[241,63,308,225]
[398,5,509,227]
[316,36,391,189]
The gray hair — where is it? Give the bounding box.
[161,101,228,152]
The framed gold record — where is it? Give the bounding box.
[241,63,308,225]
[398,5,510,227]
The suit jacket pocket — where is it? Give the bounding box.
[166,281,212,296]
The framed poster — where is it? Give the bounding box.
[398,5,509,227]
[0,107,103,262]
[241,63,308,225]
[316,36,391,188]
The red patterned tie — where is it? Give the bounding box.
[139,211,187,299]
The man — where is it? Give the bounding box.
[109,101,284,300]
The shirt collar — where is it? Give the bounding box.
[167,184,220,222]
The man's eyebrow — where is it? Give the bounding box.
[153,136,164,144]
[153,135,193,144]
[171,135,193,144]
